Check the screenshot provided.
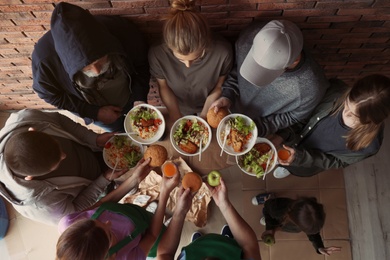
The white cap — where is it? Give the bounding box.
[240,20,303,86]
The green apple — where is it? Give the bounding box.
[263,234,275,246]
[207,170,221,187]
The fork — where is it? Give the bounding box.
[220,123,231,156]
[198,135,204,161]
[109,157,120,181]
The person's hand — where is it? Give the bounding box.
[97,105,123,124]
[318,246,341,256]
[277,145,295,166]
[96,132,115,148]
[131,158,152,184]
[209,97,232,113]
[161,170,180,195]
[207,177,229,209]
[174,188,193,218]
[261,230,275,240]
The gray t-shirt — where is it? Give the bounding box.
[149,38,233,115]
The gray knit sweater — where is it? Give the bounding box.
[222,21,329,137]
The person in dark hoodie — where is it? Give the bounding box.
[32,2,150,132]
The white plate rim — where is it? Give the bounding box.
[124,104,165,145]
[170,115,212,156]
[235,137,278,177]
[216,113,258,156]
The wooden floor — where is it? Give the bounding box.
[343,117,390,260]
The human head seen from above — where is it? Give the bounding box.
[163,0,210,68]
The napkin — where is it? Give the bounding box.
[120,157,211,227]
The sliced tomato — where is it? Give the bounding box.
[154,119,162,126]
[261,163,267,171]
[104,142,112,149]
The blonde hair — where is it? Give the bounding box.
[163,0,210,55]
[333,74,390,150]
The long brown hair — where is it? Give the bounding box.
[163,0,210,55]
[333,74,390,150]
[56,219,109,260]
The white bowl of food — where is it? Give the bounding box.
[236,137,277,178]
[170,115,212,156]
[124,104,165,145]
[103,135,144,170]
[216,113,258,156]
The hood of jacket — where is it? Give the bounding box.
[50,2,125,80]
[0,109,94,206]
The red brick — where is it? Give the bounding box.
[201,4,256,12]
[202,12,228,20]
[111,0,168,9]
[230,10,282,18]
[361,14,390,21]
[31,11,53,19]
[337,9,379,16]
[283,8,337,17]
[0,12,35,20]
[145,7,171,15]
[257,2,315,10]
[91,8,146,15]
[1,4,54,12]
[0,25,46,32]
[322,32,372,40]
[308,15,361,23]
[315,2,372,9]
[199,0,228,5]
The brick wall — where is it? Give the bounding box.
[1,0,389,110]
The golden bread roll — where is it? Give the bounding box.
[182,172,203,192]
[144,144,168,167]
[207,107,229,128]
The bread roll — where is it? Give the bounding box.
[207,107,229,128]
[182,172,203,192]
[144,144,168,167]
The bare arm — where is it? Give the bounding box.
[210,178,261,260]
[157,78,182,122]
[139,172,180,255]
[200,75,226,119]
[89,158,152,210]
[157,188,193,260]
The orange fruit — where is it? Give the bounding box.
[162,161,178,177]
[278,149,291,161]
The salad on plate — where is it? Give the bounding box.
[129,106,163,140]
[223,116,255,153]
[238,142,276,178]
[173,117,210,154]
[104,135,143,169]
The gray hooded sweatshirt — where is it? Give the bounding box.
[0,109,110,225]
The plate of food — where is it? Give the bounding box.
[103,135,144,170]
[216,113,257,156]
[124,104,165,145]
[236,137,277,178]
[170,115,212,156]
